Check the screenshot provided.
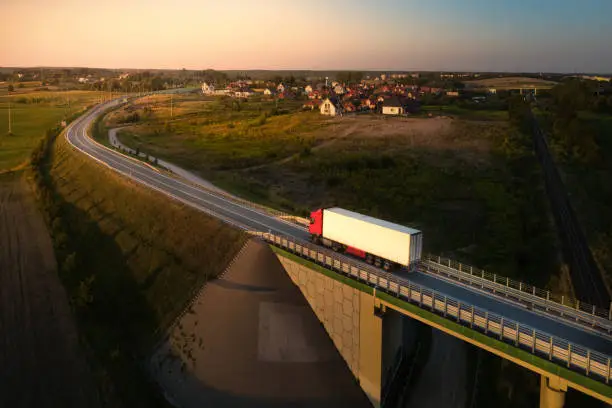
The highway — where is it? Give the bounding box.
[66,101,612,361]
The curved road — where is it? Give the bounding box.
[66,101,612,359]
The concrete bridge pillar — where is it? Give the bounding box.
[540,375,567,408]
[359,292,383,407]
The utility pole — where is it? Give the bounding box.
[8,86,12,135]
[170,93,173,118]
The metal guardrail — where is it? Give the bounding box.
[422,255,612,334]
[254,231,612,385]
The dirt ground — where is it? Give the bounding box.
[150,239,371,408]
[0,174,100,408]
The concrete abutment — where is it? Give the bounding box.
[276,253,411,408]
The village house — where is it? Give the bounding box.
[382,96,407,115]
[263,88,275,96]
[276,83,285,93]
[304,85,313,94]
[320,97,342,116]
[333,84,346,94]
[446,90,460,97]
[201,82,215,95]
[234,88,254,98]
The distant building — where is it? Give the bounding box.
[320,97,342,116]
[263,88,275,96]
[234,88,254,98]
[333,84,345,94]
[304,85,313,94]
[382,96,406,115]
[488,88,497,94]
[201,82,215,94]
[446,91,460,97]
[276,83,285,92]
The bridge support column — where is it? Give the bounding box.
[359,292,383,407]
[540,375,567,408]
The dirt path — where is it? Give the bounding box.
[0,174,100,408]
[150,239,371,408]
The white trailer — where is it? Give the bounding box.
[321,207,422,267]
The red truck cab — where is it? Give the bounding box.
[308,209,323,236]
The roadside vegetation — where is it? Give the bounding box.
[29,118,246,406]
[536,79,612,293]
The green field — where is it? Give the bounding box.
[0,90,99,171]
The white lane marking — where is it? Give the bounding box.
[69,114,305,235]
[67,120,292,235]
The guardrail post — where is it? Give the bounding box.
[493,274,496,284]
[532,329,536,353]
[561,295,564,306]
[499,317,504,340]
[407,285,412,302]
[442,296,447,316]
[457,303,461,322]
[549,337,553,360]
[506,277,509,288]
[607,358,610,384]
[519,282,522,291]
[470,266,473,275]
[546,291,550,311]
[567,344,571,368]
[532,287,536,296]
[609,302,612,321]
[438,255,441,264]
[485,312,489,333]
[515,323,519,346]
[576,300,579,312]
[586,350,591,375]
[419,291,423,307]
[470,306,474,328]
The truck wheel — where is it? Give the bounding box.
[383,261,391,271]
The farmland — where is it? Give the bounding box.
[0,90,102,407]
[0,90,99,171]
[463,76,558,90]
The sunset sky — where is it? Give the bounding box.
[1,0,611,73]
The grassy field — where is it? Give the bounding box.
[463,76,558,89]
[105,94,560,285]
[0,90,99,171]
[421,105,509,121]
[543,111,612,290]
[37,133,247,406]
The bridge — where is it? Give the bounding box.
[65,99,612,408]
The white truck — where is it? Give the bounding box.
[308,207,422,270]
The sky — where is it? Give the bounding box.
[1,0,611,73]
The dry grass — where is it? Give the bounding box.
[463,76,557,89]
